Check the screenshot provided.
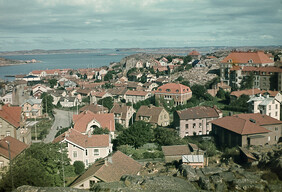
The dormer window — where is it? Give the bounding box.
[159,89,162,91]
[176,89,179,92]
[248,59,253,63]
[166,89,171,92]
[228,59,232,63]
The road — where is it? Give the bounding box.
[43,109,74,143]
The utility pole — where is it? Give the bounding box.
[35,116,37,141]
[5,141,14,190]
[60,142,65,187]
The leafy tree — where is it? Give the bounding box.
[41,93,54,115]
[114,121,153,149]
[48,79,58,88]
[154,127,183,146]
[70,71,73,75]
[190,84,208,100]
[73,161,85,175]
[92,127,110,135]
[166,55,173,63]
[176,76,184,82]
[97,97,114,110]
[140,74,147,83]
[0,143,74,191]
[183,55,192,65]
[115,122,125,132]
[82,96,90,104]
[181,81,190,87]
[104,71,114,81]
[240,72,255,90]
[216,88,225,99]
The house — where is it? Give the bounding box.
[182,155,204,168]
[110,103,135,128]
[0,136,28,172]
[125,90,151,104]
[21,98,42,119]
[59,97,78,108]
[22,75,41,82]
[211,113,282,147]
[0,92,13,105]
[229,66,282,90]
[70,151,142,189]
[135,105,169,127]
[175,106,223,138]
[220,51,274,85]
[162,145,191,163]
[108,87,127,102]
[0,104,31,144]
[230,89,281,102]
[73,110,115,138]
[32,84,48,99]
[90,91,112,104]
[188,50,201,60]
[159,57,169,66]
[155,83,192,106]
[248,94,280,120]
[143,82,158,91]
[136,60,143,68]
[79,104,109,114]
[53,129,112,167]
[207,81,231,97]
[172,58,184,65]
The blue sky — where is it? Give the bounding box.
[0,0,281,51]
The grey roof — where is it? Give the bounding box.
[182,155,204,163]
[22,98,42,106]
[259,98,274,106]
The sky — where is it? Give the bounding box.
[0,0,282,51]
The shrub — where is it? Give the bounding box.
[73,161,85,175]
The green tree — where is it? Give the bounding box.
[92,127,110,135]
[240,72,254,90]
[104,71,114,81]
[115,122,125,132]
[154,127,183,146]
[140,74,147,83]
[216,88,225,99]
[183,55,192,65]
[97,97,114,110]
[0,143,74,191]
[114,121,153,149]
[48,79,58,88]
[41,93,54,115]
[73,161,85,175]
[55,127,70,138]
[190,84,208,100]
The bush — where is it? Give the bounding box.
[73,161,85,175]
[261,172,279,184]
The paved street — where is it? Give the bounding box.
[43,109,74,143]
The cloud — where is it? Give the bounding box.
[0,0,281,50]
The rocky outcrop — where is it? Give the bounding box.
[92,175,198,192]
[14,185,88,192]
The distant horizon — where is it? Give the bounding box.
[1,44,282,53]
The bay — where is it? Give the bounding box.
[0,50,134,81]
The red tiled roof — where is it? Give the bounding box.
[210,113,280,135]
[73,110,115,132]
[136,105,167,124]
[0,104,21,128]
[125,90,149,96]
[189,50,200,56]
[156,83,192,94]
[53,129,110,148]
[91,91,108,98]
[162,145,191,156]
[71,151,142,185]
[0,136,28,159]
[177,106,221,120]
[230,89,279,98]
[221,51,273,64]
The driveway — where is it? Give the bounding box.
[43,109,74,143]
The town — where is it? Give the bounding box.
[0,49,281,191]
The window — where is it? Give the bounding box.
[85,149,88,156]
[94,149,99,156]
[276,104,278,109]
[228,59,232,63]
[276,112,278,117]
[193,123,196,128]
[6,131,10,137]
[248,59,253,63]
[269,105,271,110]
[86,159,89,166]
[185,124,189,129]
[275,136,278,141]
[166,89,171,92]
[269,113,271,116]
[268,136,270,141]
[199,123,202,128]
[275,127,278,131]
[73,151,77,158]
